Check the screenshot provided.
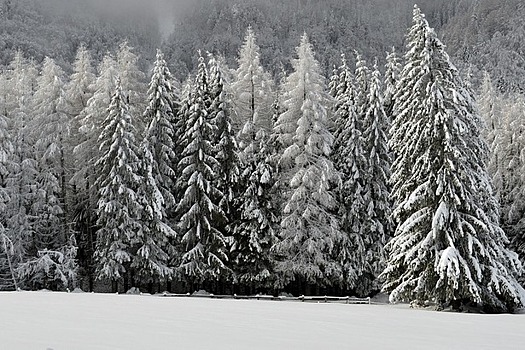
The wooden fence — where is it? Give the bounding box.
[160,292,370,304]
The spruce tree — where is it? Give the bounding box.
[330,54,366,292]
[358,62,391,295]
[208,54,240,227]
[143,49,180,214]
[132,139,176,288]
[272,34,343,292]
[175,54,229,289]
[383,6,524,312]
[94,78,142,288]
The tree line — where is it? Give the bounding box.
[0,5,524,313]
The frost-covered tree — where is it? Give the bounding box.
[490,93,525,264]
[64,45,96,119]
[382,6,524,313]
[64,45,96,213]
[73,54,118,193]
[94,78,142,288]
[272,34,343,292]
[143,49,180,214]
[117,41,146,134]
[0,113,16,290]
[30,57,69,234]
[231,27,274,145]
[175,54,229,289]
[71,53,118,290]
[478,72,505,200]
[3,53,38,288]
[18,57,78,290]
[358,63,391,295]
[227,32,278,289]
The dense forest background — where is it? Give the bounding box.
[2,0,524,90]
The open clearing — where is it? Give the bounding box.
[1,291,523,349]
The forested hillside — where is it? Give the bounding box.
[1,0,525,313]
[0,0,160,70]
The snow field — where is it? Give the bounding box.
[1,291,524,350]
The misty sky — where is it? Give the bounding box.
[63,0,198,37]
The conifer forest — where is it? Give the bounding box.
[2,0,525,313]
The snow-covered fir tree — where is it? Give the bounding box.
[94,78,142,288]
[230,129,277,291]
[208,53,240,228]
[331,56,367,293]
[175,53,229,289]
[143,49,180,214]
[132,139,176,288]
[228,30,278,290]
[272,34,343,292]
[358,62,391,295]
[382,6,525,312]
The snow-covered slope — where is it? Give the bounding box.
[1,291,523,349]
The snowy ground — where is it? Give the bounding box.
[1,291,524,350]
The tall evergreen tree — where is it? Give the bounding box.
[143,49,180,214]
[133,139,176,288]
[358,62,392,295]
[208,54,240,227]
[175,54,229,289]
[272,34,343,292]
[330,54,366,292]
[383,6,524,312]
[94,78,142,288]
